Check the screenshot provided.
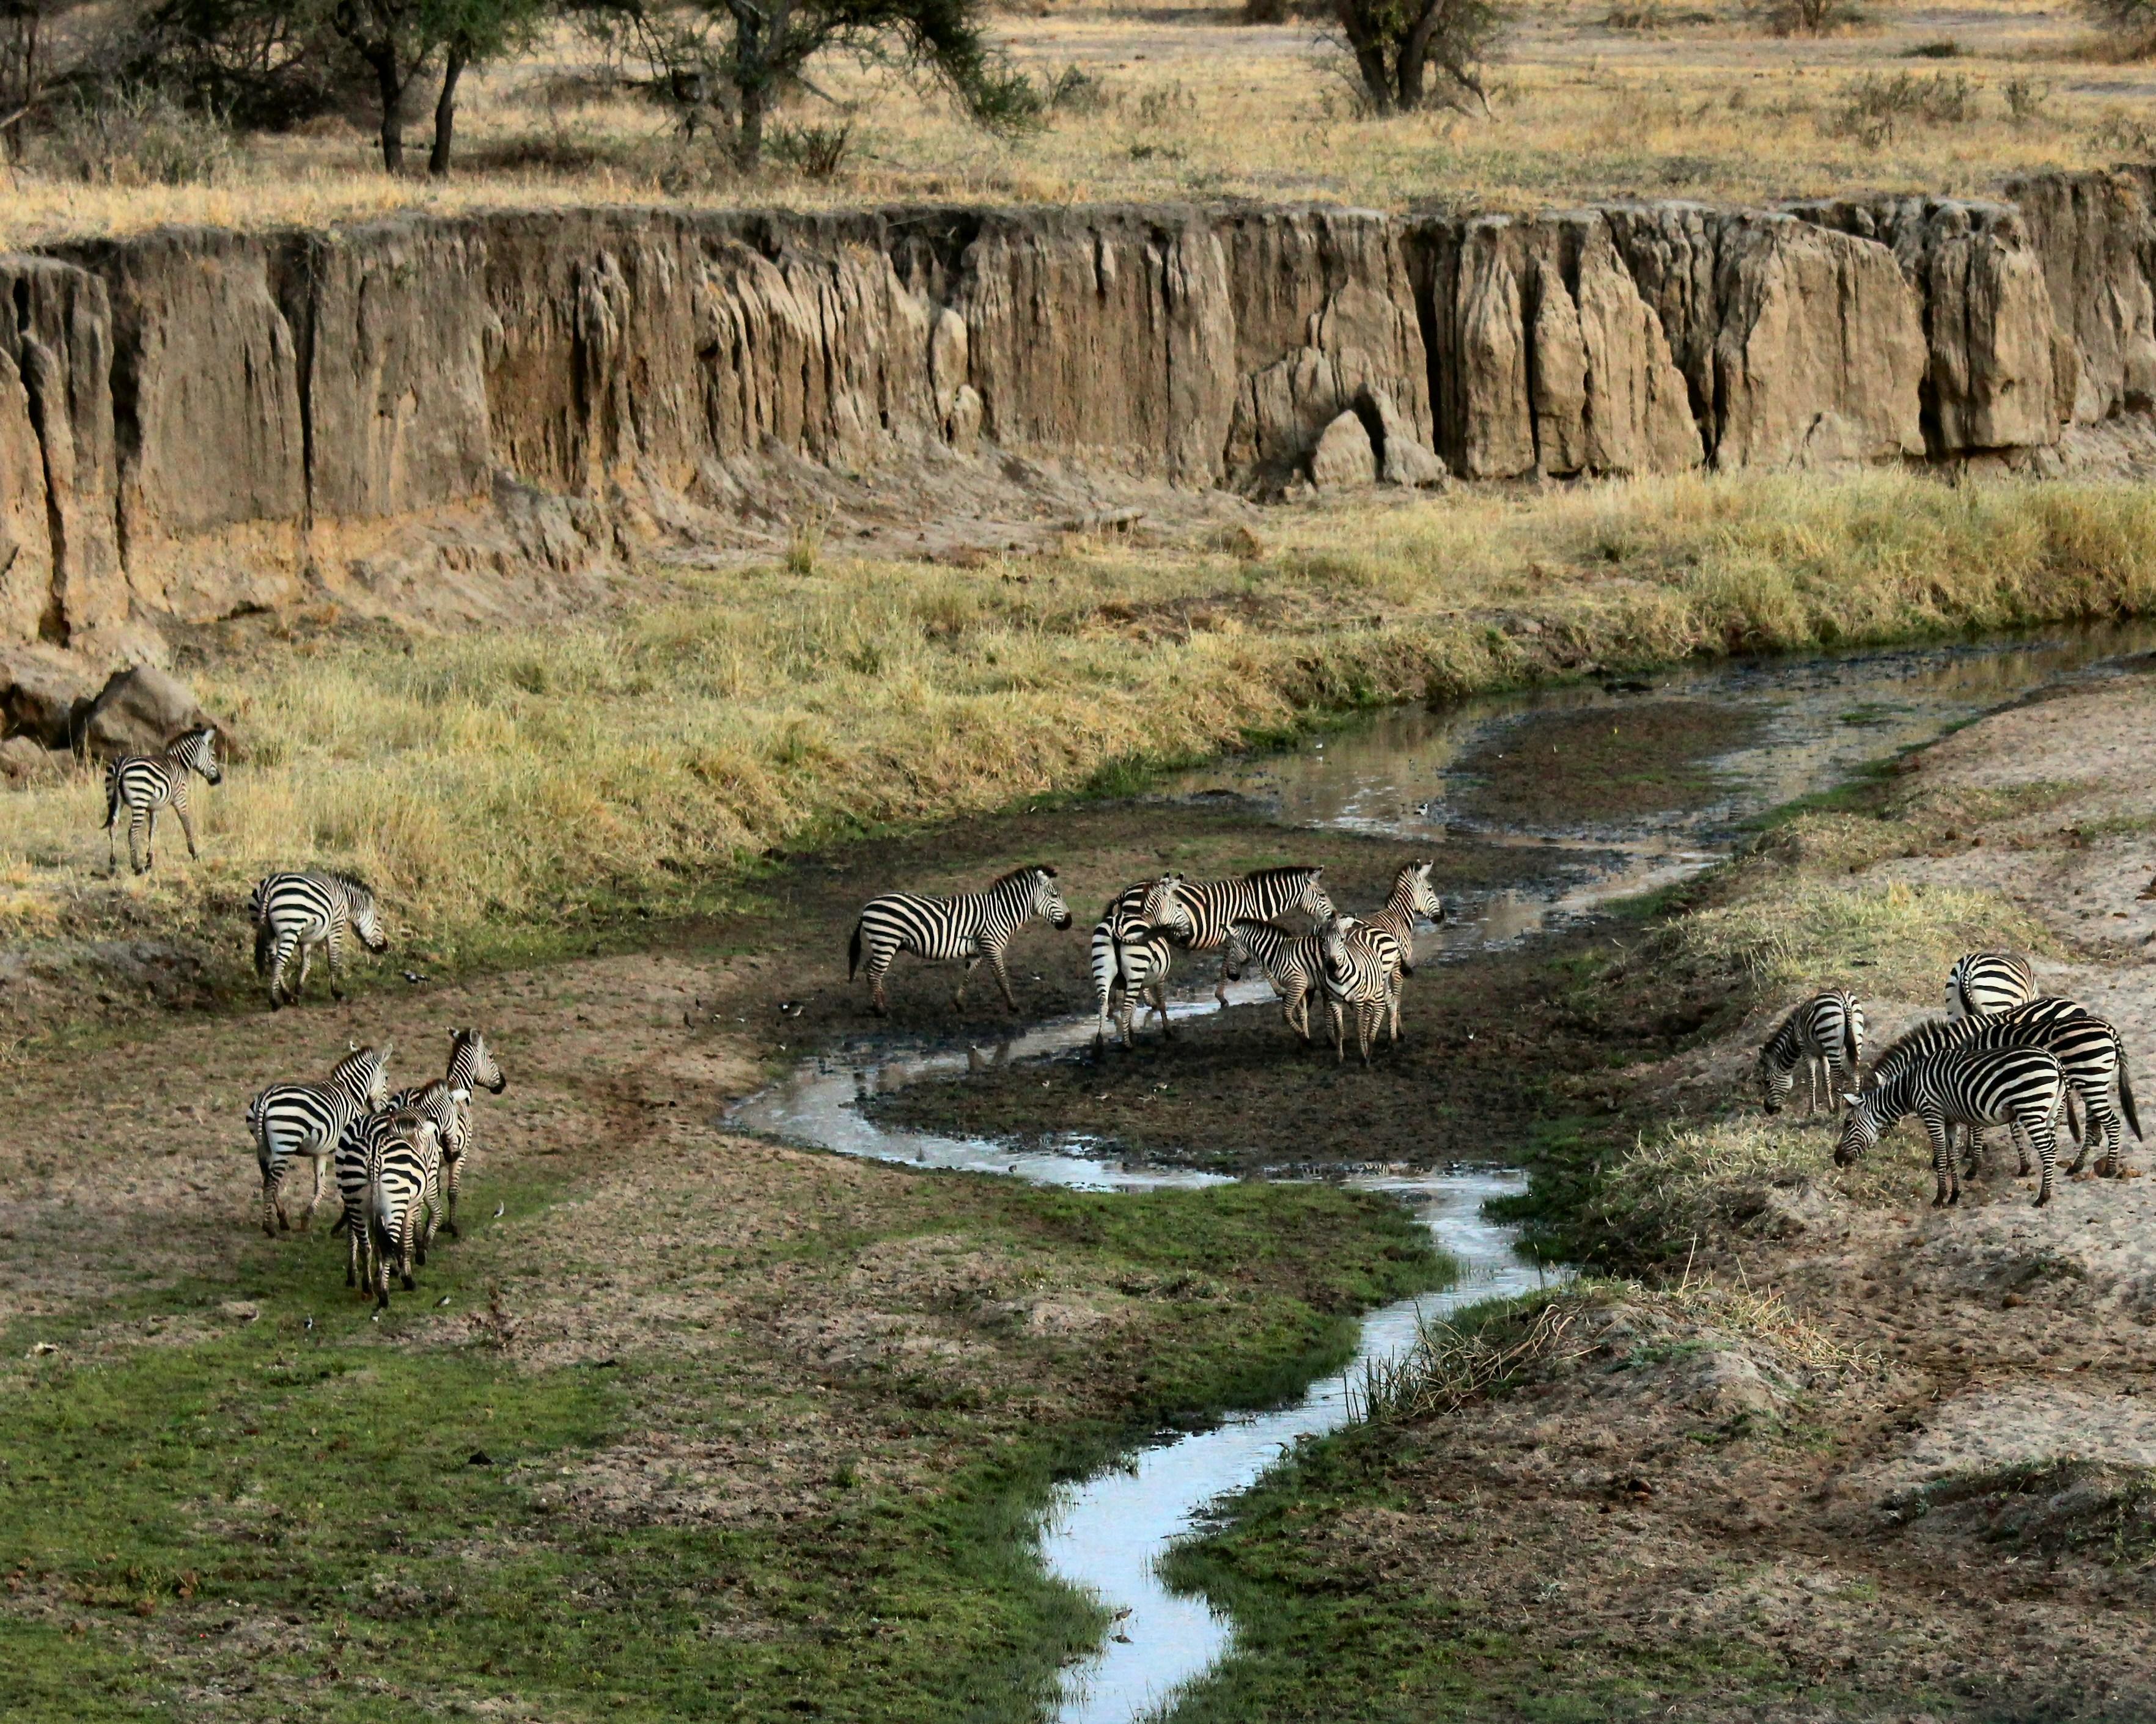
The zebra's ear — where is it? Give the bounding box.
[350,1039,359,1052]
[1841,1093,1861,1109]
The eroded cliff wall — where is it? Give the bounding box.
[6,169,2155,648]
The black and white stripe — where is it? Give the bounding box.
[849,865,1073,1015]
[334,1105,441,1297]
[103,725,221,875]
[1319,913,1400,1066]
[1164,867,1335,1004]
[248,1041,392,1234]
[1757,990,1866,1116]
[1867,999,2141,1179]
[1359,861,1444,1041]
[1092,875,1193,1051]
[1224,918,1323,1041]
[248,871,389,1008]
[363,1110,443,1311]
[1946,950,2037,1019]
[1838,1041,2067,1207]
[387,1029,507,1239]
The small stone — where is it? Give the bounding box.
[1308,410,1377,489]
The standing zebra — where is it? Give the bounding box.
[248,871,389,1008]
[1162,868,1336,1005]
[334,1104,443,1294]
[1092,875,1194,1052]
[1223,918,1323,1041]
[248,1041,392,1234]
[1359,861,1445,1041]
[364,1110,443,1311]
[1837,1042,2067,1208]
[1946,950,2037,1019]
[103,726,221,875]
[387,1029,507,1239]
[849,865,1073,1016]
[1757,990,1866,1116]
[1319,913,1401,1066]
[1866,999,2139,1179]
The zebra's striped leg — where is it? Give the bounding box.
[1386,980,1402,1045]
[2086,1093,2125,1178]
[347,1216,362,1289]
[328,933,347,1003]
[1153,985,1175,1039]
[175,801,200,861]
[868,956,892,1016]
[267,932,299,1008]
[2029,1109,2060,1208]
[1921,1115,1959,1208]
[293,942,315,1003]
[1331,1000,1346,1065]
[1117,989,1138,1051]
[261,1157,285,1236]
[953,954,975,1010]
[445,1151,463,1238]
[128,805,149,874]
[981,944,1020,1014]
[1356,1002,1377,1066]
[1215,953,1231,1007]
[301,1155,325,1231]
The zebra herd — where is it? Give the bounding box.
[848,859,1449,1063]
[248,1028,508,1311]
[1759,950,2141,1209]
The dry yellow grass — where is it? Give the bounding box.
[4,468,2154,991]
[4,0,2152,251]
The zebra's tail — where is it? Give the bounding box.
[847,920,863,983]
[252,914,274,979]
[101,768,118,832]
[2122,1049,2144,1142]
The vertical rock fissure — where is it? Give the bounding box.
[16,278,69,645]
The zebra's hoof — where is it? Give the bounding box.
[446,1222,461,1239]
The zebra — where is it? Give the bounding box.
[333,1104,443,1294]
[1866,999,2140,1179]
[1092,875,1194,1052]
[1757,990,1866,1116]
[1318,913,1401,1066]
[387,1029,507,1239]
[103,725,221,876]
[1223,918,1323,1041]
[1161,868,1336,1005]
[248,871,389,1008]
[362,1110,443,1312]
[1359,860,1446,1041]
[1836,1042,2067,1208]
[848,865,1073,1016]
[247,1041,392,1235]
[1946,950,2037,1019]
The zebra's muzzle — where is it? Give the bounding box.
[1053,912,1073,930]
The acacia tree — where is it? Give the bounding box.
[427,0,543,172]
[328,0,540,172]
[1333,0,1506,115]
[581,0,1037,169]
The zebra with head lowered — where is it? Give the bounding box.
[334,1104,443,1297]
[1224,918,1323,1042]
[1866,999,2141,1179]
[1757,990,1866,1116]
[1092,874,1194,1052]
[103,725,222,875]
[850,865,1073,1016]
[1162,867,1336,1005]
[1838,1041,2067,1208]
[387,1029,508,1240]
[1947,950,2037,1019]
[1318,913,1402,1066]
[248,1041,392,1235]
[249,871,389,1008]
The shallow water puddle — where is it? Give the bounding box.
[731,621,2156,1722]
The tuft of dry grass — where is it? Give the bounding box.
[4,469,2153,1003]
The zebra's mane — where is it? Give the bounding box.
[1242,865,1318,887]
[1870,1015,1969,1071]
[316,868,375,898]
[993,864,1056,890]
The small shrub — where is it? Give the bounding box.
[766,121,854,180]
[1833,70,1976,148]
[1757,0,1857,37]
[1133,81,1198,126]
[2004,76,2053,125]
[784,512,827,575]
[34,86,234,187]
[1903,37,1962,57]
[1044,64,1113,114]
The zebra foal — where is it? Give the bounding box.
[1946,950,2037,1019]
[248,1041,392,1234]
[1757,990,1866,1116]
[1838,1043,2067,1208]
[248,871,389,1008]
[103,725,221,876]
[849,865,1073,1016]
[1092,875,1193,1051]
[1223,918,1323,1041]
[387,1029,508,1239]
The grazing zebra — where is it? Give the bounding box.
[1092,875,1194,1051]
[1223,918,1323,1041]
[387,1029,507,1239]
[248,871,389,1008]
[1837,1042,2067,1208]
[1318,913,1401,1066]
[849,865,1073,1016]
[248,1040,393,1235]
[1757,991,1867,1116]
[103,726,222,875]
[1360,861,1446,1041]
[1162,868,1336,1005]
[1866,999,2140,1179]
[363,1110,443,1311]
[1946,950,2037,1019]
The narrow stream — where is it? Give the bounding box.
[730,620,2156,1723]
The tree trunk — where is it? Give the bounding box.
[737,78,767,169]
[372,49,407,173]
[1331,0,1397,114]
[1396,0,1441,111]
[430,44,466,177]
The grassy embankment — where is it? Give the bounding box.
[0,1153,1441,1723]
[7,471,2155,1032]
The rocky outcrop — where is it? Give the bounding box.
[2,172,2154,657]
